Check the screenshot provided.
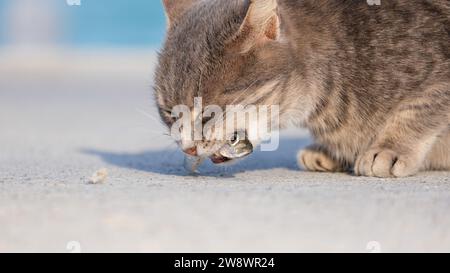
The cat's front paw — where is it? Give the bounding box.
[355,148,420,178]
[298,148,341,172]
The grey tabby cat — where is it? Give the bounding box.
[154,0,450,177]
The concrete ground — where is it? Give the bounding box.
[0,49,449,253]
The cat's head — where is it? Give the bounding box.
[154,0,286,165]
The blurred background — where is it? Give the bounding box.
[0,0,171,169]
[0,0,165,47]
[0,0,167,85]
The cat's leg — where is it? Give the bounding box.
[298,144,344,172]
[355,84,450,178]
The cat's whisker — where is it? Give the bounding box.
[136,108,167,127]
[213,80,279,134]
[127,125,168,135]
[229,79,259,106]
[209,80,260,133]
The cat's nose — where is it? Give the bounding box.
[183,147,198,156]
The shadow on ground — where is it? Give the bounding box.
[82,137,311,177]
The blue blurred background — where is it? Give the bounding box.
[0,0,166,48]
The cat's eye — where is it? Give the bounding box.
[163,109,172,116]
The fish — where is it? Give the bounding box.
[184,134,254,172]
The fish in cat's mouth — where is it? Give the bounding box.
[184,131,254,172]
[210,131,254,164]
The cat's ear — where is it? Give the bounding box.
[229,0,280,53]
[162,0,198,27]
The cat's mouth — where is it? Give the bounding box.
[184,132,254,172]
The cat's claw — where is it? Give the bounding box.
[354,148,420,178]
[298,149,341,172]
